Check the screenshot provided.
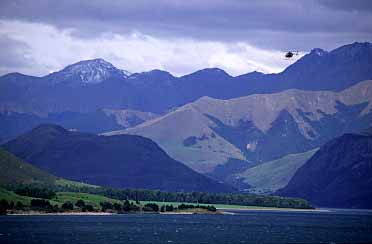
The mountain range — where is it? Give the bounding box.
[1,42,372,144]
[1,42,371,116]
[2,124,233,193]
[106,80,372,176]
[1,41,372,207]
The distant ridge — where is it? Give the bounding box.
[1,42,371,114]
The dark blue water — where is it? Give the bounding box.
[1,210,372,244]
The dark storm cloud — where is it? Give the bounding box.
[1,0,371,51]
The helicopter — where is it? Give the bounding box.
[285,50,299,59]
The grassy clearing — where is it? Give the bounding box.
[0,187,59,205]
[0,187,33,205]
[55,179,98,188]
[0,188,120,208]
[52,192,123,208]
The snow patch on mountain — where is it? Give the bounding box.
[47,58,130,84]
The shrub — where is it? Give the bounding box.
[113,203,122,211]
[178,204,195,210]
[165,205,174,212]
[144,203,159,212]
[75,200,86,208]
[30,199,52,210]
[0,199,9,215]
[84,204,94,212]
[129,203,140,212]
[100,202,113,212]
[15,201,25,210]
[205,205,216,212]
[61,202,74,211]
[122,200,131,212]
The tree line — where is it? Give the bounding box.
[10,184,312,209]
[55,185,312,209]
[0,198,216,215]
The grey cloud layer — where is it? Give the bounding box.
[0,0,371,76]
[1,0,372,50]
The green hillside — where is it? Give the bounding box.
[0,187,123,209]
[0,147,57,187]
[0,147,95,189]
[0,187,34,205]
[238,149,318,194]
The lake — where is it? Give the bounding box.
[1,209,372,243]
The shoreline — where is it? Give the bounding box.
[5,208,327,216]
[3,204,333,216]
[8,211,220,216]
[217,207,328,212]
[8,211,116,216]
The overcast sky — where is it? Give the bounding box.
[0,0,371,76]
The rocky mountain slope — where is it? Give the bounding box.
[3,124,234,192]
[277,131,372,208]
[105,80,372,173]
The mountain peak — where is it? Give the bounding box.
[183,68,231,79]
[47,58,130,84]
[197,68,230,75]
[77,58,111,65]
[128,69,174,81]
[1,72,37,79]
[237,70,265,79]
[63,58,115,72]
[32,124,68,134]
[310,48,327,56]
[21,124,70,140]
[146,69,174,77]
